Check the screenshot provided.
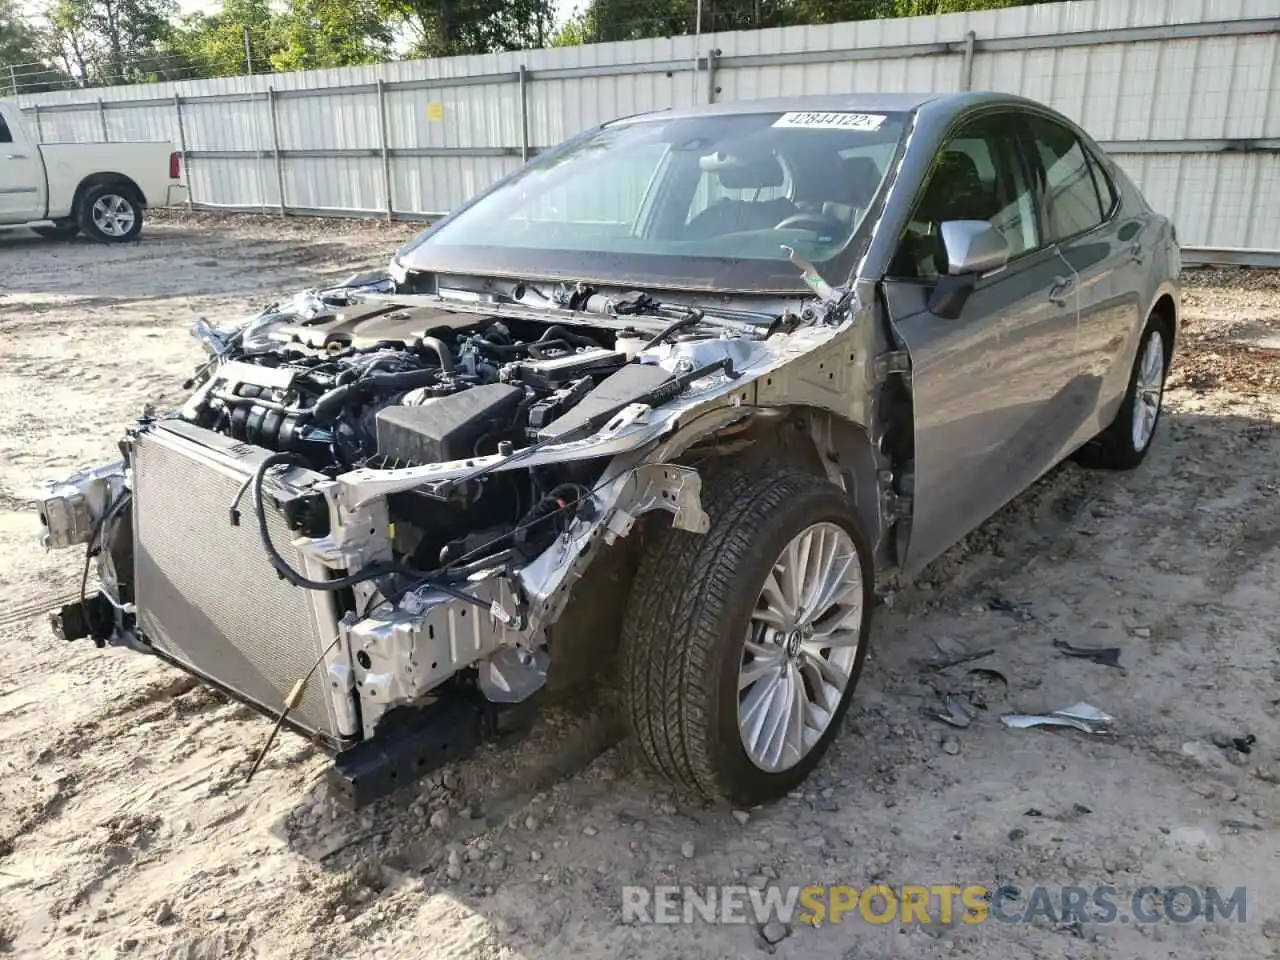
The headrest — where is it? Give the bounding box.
[709,152,786,190]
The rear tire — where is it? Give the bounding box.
[32,221,80,241]
[78,184,143,243]
[619,467,873,806]
[1075,314,1171,470]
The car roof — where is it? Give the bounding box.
[616,91,1037,124]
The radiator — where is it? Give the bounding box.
[131,420,345,741]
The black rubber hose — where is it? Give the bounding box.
[417,336,455,373]
[310,367,442,421]
[251,451,413,591]
[470,338,523,359]
[537,325,598,348]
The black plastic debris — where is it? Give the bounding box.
[1053,638,1124,669]
[969,667,1009,688]
[988,596,1035,621]
[1221,819,1263,834]
[926,647,996,672]
[933,693,981,728]
[1234,734,1257,754]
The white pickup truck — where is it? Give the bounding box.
[0,99,187,243]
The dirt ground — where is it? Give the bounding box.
[1,212,1279,960]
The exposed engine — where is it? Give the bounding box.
[187,306,632,472]
[180,287,678,577]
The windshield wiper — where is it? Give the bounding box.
[540,282,770,340]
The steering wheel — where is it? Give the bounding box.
[774,212,845,234]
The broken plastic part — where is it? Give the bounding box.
[934,693,980,729]
[781,245,839,303]
[1053,638,1124,668]
[1001,701,1114,734]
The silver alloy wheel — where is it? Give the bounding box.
[91,194,137,238]
[1131,330,1165,451]
[737,521,864,773]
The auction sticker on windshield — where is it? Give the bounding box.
[772,112,887,131]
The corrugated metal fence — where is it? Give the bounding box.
[15,0,1280,266]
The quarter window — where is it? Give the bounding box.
[889,112,1039,280]
[0,114,11,144]
[1026,115,1107,241]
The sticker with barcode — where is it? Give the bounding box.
[772,112,886,131]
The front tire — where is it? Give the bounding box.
[1075,314,1171,470]
[78,185,143,243]
[620,467,873,806]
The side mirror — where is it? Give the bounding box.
[939,219,1010,276]
[927,220,1010,319]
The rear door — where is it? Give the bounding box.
[0,107,44,222]
[1022,113,1145,443]
[880,109,1085,576]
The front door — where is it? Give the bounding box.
[0,110,43,223]
[881,110,1084,577]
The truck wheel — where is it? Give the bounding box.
[32,221,80,241]
[78,184,143,243]
[1074,313,1171,470]
[620,467,873,806]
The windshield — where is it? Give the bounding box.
[399,109,908,293]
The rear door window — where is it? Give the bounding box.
[1026,114,1107,241]
[0,114,11,144]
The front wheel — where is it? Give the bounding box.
[620,467,873,806]
[78,185,143,243]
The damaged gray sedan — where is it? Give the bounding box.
[34,92,1180,808]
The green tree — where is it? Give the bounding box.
[271,0,392,71]
[1,0,67,93]
[384,0,558,57]
[45,0,179,85]
[173,0,277,78]
[560,0,1056,44]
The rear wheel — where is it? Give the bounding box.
[32,221,80,241]
[1075,314,1171,470]
[619,467,873,806]
[79,184,143,243]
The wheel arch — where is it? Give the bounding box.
[1148,286,1179,365]
[74,172,148,214]
[543,404,888,692]
[665,403,888,574]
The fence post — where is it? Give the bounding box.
[960,30,977,91]
[518,65,530,162]
[267,86,285,216]
[707,48,719,104]
[97,97,108,141]
[377,78,392,219]
[173,94,191,211]
[31,103,42,144]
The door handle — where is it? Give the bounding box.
[1048,276,1074,307]
[5,154,26,160]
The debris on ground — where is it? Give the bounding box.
[1052,638,1125,669]
[1001,701,1115,734]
